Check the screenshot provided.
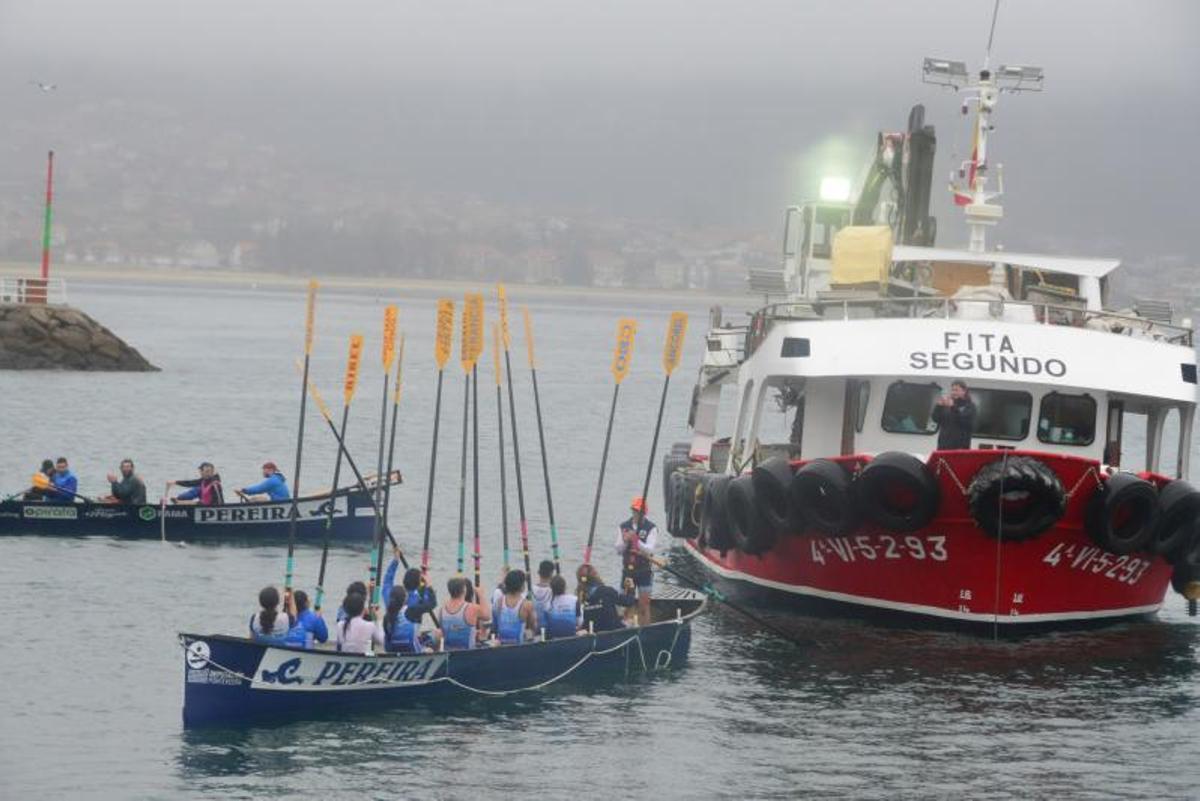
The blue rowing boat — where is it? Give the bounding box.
[0,478,395,542]
[179,587,705,727]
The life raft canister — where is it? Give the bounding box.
[854,451,941,533]
[701,474,735,554]
[726,473,778,555]
[751,455,801,538]
[966,455,1066,541]
[789,459,859,536]
[1152,479,1200,558]
[1085,472,1159,555]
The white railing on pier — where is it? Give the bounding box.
[0,277,68,305]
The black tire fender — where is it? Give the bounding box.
[1152,480,1200,559]
[727,474,778,555]
[790,459,859,536]
[701,474,734,554]
[751,456,800,538]
[1085,473,1159,555]
[966,456,1066,541]
[855,452,941,533]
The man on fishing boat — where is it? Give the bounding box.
[103,459,146,505]
[46,457,78,503]
[169,462,224,505]
[615,495,657,627]
[932,379,977,450]
[237,462,290,502]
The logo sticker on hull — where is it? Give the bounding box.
[23,506,78,520]
[253,649,447,691]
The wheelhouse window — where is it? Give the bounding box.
[881,381,940,435]
[1038,392,1096,446]
[971,388,1032,441]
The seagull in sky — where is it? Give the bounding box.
[29,80,57,92]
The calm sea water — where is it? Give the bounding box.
[1,280,1198,799]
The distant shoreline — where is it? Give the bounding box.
[0,261,735,307]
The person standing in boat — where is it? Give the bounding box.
[238,462,290,502]
[576,564,636,633]
[615,496,657,627]
[103,459,146,505]
[170,462,225,506]
[932,380,977,450]
[46,457,78,503]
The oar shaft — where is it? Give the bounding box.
[584,383,621,565]
[314,404,351,611]
[496,380,510,570]
[472,363,481,589]
[503,349,531,572]
[370,373,390,610]
[457,373,469,574]
[529,365,561,573]
[638,375,672,513]
[285,352,312,593]
[421,369,445,579]
[318,412,404,558]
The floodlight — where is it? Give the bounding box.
[819,176,851,203]
[922,57,969,88]
[996,64,1044,92]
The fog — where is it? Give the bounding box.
[0,0,1195,277]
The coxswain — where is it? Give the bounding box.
[285,590,328,648]
[531,559,555,633]
[47,457,79,504]
[336,591,384,654]
[170,462,224,506]
[238,461,290,502]
[103,458,147,505]
[544,574,581,640]
[494,569,536,645]
[576,564,636,633]
[931,379,977,450]
[250,586,295,643]
[614,495,658,626]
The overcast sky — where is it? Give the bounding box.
[1,0,1196,261]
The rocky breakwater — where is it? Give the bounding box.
[0,304,158,371]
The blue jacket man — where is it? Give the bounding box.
[239,461,290,501]
[49,458,78,503]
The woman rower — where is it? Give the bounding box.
[250,586,295,643]
[545,574,582,639]
[494,569,536,645]
[335,592,384,654]
[382,586,439,653]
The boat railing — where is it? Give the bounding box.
[0,276,68,305]
[745,295,1194,356]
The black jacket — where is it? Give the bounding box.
[932,397,976,450]
[581,584,637,632]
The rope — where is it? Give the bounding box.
[180,623,686,697]
[1064,466,1105,499]
[932,457,970,496]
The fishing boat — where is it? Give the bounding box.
[0,475,398,542]
[179,587,703,727]
[662,49,1200,632]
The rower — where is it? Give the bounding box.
[47,457,78,504]
[24,459,55,501]
[532,560,555,633]
[495,569,536,645]
[336,581,368,623]
[335,591,384,654]
[169,462,224,506]
[238,461,290,502]
[440,577,488,650]
[250,586,295,643]
[545,574,581,639]
[104,458,146,505]
[383,586,439,653]
[382,549,439,628]
[615,495,657,627]
[286,590,328,648]
[576,564,636,633]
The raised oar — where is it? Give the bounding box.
[583,318,638,570]
[314,333,363,613]
[455,293,475,576]
[498,287,533,585]
[299,366,404,558]
[369,305,399,615]
[464,293,486,589]
[522,307,562,574]
[626,312,688,625]
[285,280,318,596]
[492,322,512,572]
[381,335,405,535]
[421,300,455,588]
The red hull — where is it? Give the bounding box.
[685,451,1173,628]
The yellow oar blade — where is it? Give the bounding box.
[343,334,364,406]
[304,279,318,355]
[435,299,455,370]
[522,306,536,368]
[611,318,637,384]
[462,292,484,371]
[491,322,502,386]
[382,305,398,371]
[496,284,511,350]
[662,311,689,375]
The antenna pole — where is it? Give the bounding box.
[985,0,1001,69]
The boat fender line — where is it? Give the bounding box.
[751,456,801,538]
[1085,473,1159,556]
[966,455,1066,541]
[1153,480,1200,559]
[726,474,777,555]
[854,451,941,533]
[180,625,684,697]
[702,474,735,553]
[790,459,859,536]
